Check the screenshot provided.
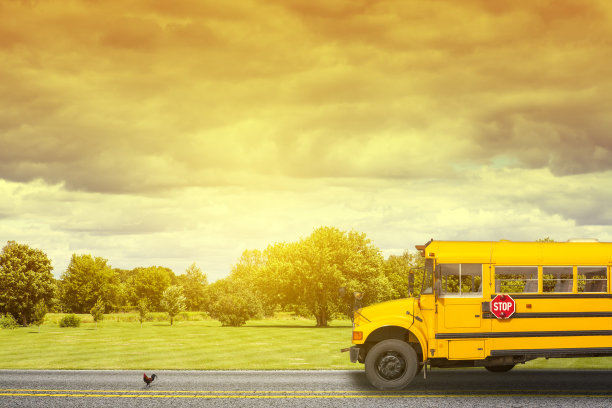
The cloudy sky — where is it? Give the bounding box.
[2,0,612,281]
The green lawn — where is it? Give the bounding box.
[0,313,610,370]
[0,313,356,370]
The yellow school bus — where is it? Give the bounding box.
[349,239,612,390]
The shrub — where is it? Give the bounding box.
[0,313,19,329]
[90,298,105,328]
[160,285,186,326]
[31,301,48,330]
[208,280,262,327]
[59,314,81,328]
[137,299,150,327]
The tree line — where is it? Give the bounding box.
[0,226,424,327]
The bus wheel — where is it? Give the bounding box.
[485,364,515,372]
[365,339,418,390]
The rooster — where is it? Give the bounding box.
[143,373,157,387]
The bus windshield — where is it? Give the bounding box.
[421,259,434,294]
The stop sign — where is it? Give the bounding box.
[490,294,516,319]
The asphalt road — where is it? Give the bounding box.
[1,369,610,407]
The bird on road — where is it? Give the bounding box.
[143,373,157,387]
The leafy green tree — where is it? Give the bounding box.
[178,263,208,311]
[49,278,63,313]
[161,285,186,326]
[113,268,138,309]
[382,251,425,299]
[265,227,389,327]
[90,297,105,329]
[131,266,175,311]
[207,278,262,326]
[230,249,278,316]
[137,298,150,327]
[0,241,55,326]
[60,254,118,313]
[227,227,396,326]
[31,300,48,331]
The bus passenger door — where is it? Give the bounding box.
[436,263,491,360]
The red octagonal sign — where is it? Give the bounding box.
[490,294,516,319]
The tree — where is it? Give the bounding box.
[113,268,138,309]
[178,263,208,311]
[226,227,394,326]
[230,249,277,316]
[31,300,47,332]
[60,254,118,313]
[90,297,105,329]
[160,285,186,326]
[131,266,175,311]
[207,278,262,326]
[263,227,389,327]
[382,251,425,299]
[0,241,55,326]
[137,298,150,328]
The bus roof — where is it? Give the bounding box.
[420,240,612,265]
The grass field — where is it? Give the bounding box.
[0,313,356,370]
[0,313,610,370]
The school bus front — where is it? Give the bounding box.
[349,239,612,390]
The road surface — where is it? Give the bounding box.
[1,369,610,407]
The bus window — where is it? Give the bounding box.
[495,266,538,293]
[439,264,482,296]
[577,266,607,293]
[543,266,573,293]
[421,259,434,294]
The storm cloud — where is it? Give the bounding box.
[1,0,612,278]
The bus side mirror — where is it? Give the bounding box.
[354,291,364,311]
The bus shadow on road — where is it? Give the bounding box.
[347,369,612,395]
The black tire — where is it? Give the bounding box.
[485,364,515,372]
[364,339,418,390]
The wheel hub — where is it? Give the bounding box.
[377,352,405,380]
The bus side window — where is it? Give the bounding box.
[543,266,573,293]
[439,264,460,295]
[439,264,482,296]
[461,264,482,294]
[495,266,538,293]
[577,266,607,293]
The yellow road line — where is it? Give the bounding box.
[1,388,608,394]
[0,392,609,399]
[0,389,402,394]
